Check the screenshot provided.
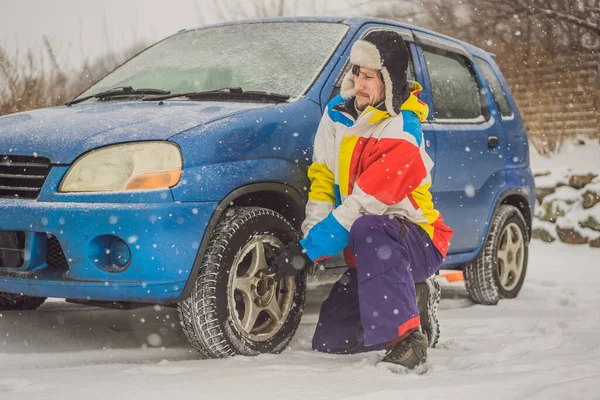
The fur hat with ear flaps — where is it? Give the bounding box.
[340,30,410,116]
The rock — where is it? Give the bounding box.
[532,219,557,243]
[590,237,600,248]
[579,215,600,232]
[534,206,546,220]
[569,173,597,189]
[532,226,556,242]
[556,215,600,245]
[556,227,589,244]
[546,186,581,204]
[538,186,581,222]
[534,171,569,190]
[582,190,600,209]
[539,199,572,222]
[535,187,555,204]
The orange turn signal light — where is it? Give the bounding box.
[125,169,181,190]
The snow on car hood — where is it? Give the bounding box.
[0,101,268,164]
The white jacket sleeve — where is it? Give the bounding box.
[301,108,338,236]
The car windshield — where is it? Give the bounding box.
[77,22,349,100]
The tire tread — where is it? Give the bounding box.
[464,205,528,305]
[178,207,304,358]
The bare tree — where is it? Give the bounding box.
[357,0,599,58]
[513,0,600,35]
[457,0,600,56]
[193,0,321,25]
[0,40,146,117]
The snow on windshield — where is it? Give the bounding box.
[80,22,349,99]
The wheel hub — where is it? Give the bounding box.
[251,273,276,306]
[228,235,295,342]
[497,222,525,291]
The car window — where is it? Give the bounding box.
[475,58,513,118]
[331,31,415,100]
[422,45,487,122]
[78,22,349,100]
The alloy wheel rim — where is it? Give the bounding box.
[497,222,525,291]
[228,235,295,342]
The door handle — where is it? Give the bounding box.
[488,136,500,148]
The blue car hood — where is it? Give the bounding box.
[0,101,268,164]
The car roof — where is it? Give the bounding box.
[342,17,492,57]
[182,16,493,59]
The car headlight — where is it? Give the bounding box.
[59,142,182,192]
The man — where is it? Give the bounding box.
[273,30,453,370]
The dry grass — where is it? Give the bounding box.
[0,38,146,117]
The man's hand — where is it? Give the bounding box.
[270,240,312,281]
[299,212,349,262]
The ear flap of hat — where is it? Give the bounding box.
[381,66,407,116]
[340,69,356,99]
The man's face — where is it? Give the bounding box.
[353,66,385,111]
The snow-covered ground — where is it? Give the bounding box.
[1,240,599,400]
[530,137,600,182]
[2,138,599,399]
[530,137,600,174]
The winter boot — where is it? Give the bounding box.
[415,276,441,348]
[382,330,428,370]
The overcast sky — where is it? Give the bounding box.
[1,0,353,69]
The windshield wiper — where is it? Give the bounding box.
[144,87,290,103]
[66,86,171,106]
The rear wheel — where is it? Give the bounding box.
[0,292,47,310]
[178,207,306,358]
[464,205,529,305]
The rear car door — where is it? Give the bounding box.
[415,34,507,254]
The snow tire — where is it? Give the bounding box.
[464,205,529,305]
[177,207,307,358]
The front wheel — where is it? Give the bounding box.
[178,207,307,358]
[464,205,529,305]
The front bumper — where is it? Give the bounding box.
[0,197,217,302]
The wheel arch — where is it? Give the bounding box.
[454,188,532,270]
[496,189,532,242]
[175,183,306,302]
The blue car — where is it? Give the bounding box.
[0,17,535,357]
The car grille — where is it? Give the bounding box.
[0,155,51,199]
[46,235,69,270]
[0,231,26,268]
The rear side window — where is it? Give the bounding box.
[475,58,513,118]
[422,46,486,122]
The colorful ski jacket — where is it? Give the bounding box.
[302,82,453,258]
